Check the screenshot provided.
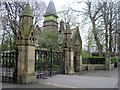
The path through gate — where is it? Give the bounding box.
[35,48,65,79]
[1,50,18,83]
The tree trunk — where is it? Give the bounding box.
[105,28,108,55]
[118,34,120,56]
[118,2,120,57]
[108,21,112,57]
[91,18,103,57]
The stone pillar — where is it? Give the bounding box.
[16,4,36,84]
[64,47,68,74]
[105,57,111,70]
[80,55,83,71]
[17,40,36,84]
[64,47,74,75]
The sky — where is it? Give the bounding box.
[0,0,88,48]
[44,0,74,10]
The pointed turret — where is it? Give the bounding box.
[44,0,58,17]
[21,4,33,18]
[18,4,34,42]
[43,0,58,30]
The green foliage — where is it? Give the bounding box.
[53,65,60,71]
[82,50,89,58]
[35,58,60,71]
[111,57,120,63]
[92,56,104,58]
[2,52,16,67]
[82,57,105,64]
[38,30,58,49]
[2,41,9,51]
[1,34,16,51]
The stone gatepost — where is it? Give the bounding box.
[17,40,36,84]
[64,46,74,75]
[16,4,36,84]
[105,57,111,70]
[80,55,83,71]
[63,23,74,75]
[105,51,112,70]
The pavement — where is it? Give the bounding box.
[1,68,119,89]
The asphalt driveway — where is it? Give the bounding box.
[1,68,118,89]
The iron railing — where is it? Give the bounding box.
[35,48,65,79]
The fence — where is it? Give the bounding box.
[1,50,18,83]
[35,48,65,78]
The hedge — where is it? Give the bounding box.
[82,57,105,64]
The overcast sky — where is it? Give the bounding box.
[0,0,88,48]
[44,0,74,10]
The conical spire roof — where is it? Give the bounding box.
[44,0,58,17]
[21,4,33,17]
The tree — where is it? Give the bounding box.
[118,1,120,57]
[100,1,119,57]
[1,1,46,50]
[70,0,105,56]
[82,1,106,57]
[82,50,89,58]
[58,5,79,28]
[71,0,119,57]
[86,28,96,56]
[38,30,58,49]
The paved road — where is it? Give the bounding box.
[1,68,119,89]
[75,68,118,78]
[46,74,117,88]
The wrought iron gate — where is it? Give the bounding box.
[35,48,65,79]
[1,49,18,83]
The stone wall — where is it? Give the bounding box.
[81,64,113,71]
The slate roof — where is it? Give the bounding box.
[44,0,58,17]
[71,26,82,44]
[58,26,82,47]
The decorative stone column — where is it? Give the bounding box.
[64,46,74,75]
[16,4,36,84]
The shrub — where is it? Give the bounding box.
[82,57,105,64]
[111,57,120,64]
